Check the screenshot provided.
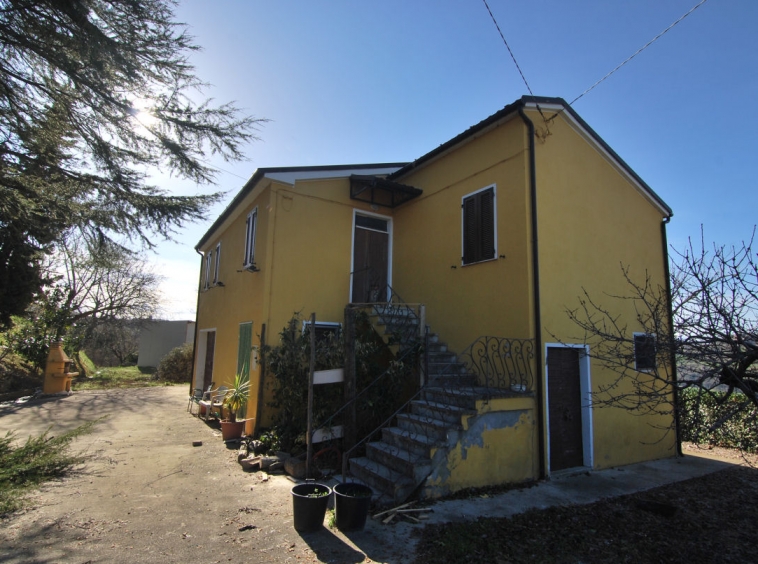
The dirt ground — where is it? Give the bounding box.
[0,387,407,563]
[0,386,748,564]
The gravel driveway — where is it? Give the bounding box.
[0,386,404,563]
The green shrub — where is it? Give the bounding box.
[679,387,758,453]
[0,421,97,515]
[265,312,415,452]
[155,342,194,383]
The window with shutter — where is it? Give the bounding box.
[633,333,656,371]
[203,250,212,290]
[213,242,221,284]
[462,185,496,265]
[244,208,258,268]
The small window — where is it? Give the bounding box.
[634,333,656,371]
[302,321,342,346]
[203,250,212,290]
[244,208,258,268]
[462,185,496,265]
[355,214,388,233]
[213,242,221,285]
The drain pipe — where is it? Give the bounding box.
[661,217,682,456]
[519,107,546,479]
[190,248,204,393]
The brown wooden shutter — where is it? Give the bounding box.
[462,187,495,264]
[480,187,495,260]
[463,194,478,264]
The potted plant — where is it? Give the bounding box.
[220,373,249,441]
[291,482,332,532]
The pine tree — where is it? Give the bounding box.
[0,0,262,325]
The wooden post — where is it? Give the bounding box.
[254,323,266,437]
[418,304,426,389]
[343,306,357,453]
[306,313,316,479]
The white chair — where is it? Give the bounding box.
[199,386,228,421]
[187,387,205,414]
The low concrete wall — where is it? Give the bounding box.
[422,396,538,498]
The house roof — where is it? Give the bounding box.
[196,96,673,251]
[389,95,673,217]
[195,163,407,250]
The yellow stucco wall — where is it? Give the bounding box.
[195,173,396,429]
[392,116,534,354]
[195,182,273,433]
[423,396,538,496]
[527,107,676,469]
[194,103,675,477]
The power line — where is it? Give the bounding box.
[570,0,710,106]
[482,0,534,97]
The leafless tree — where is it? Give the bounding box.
[49,233,161,330]
[563,228,758,450]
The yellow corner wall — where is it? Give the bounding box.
[529,108,676,468]
[195,183,273,433]
[196,173,397,429]
[392,116,534,354]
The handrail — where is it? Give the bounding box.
[341,386,426,480]
[311,338,421,439]
[308,269,428,471]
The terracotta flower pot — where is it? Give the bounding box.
[220,420,245,441]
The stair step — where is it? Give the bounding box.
[423,386,483,409]
[349,457,416,506]
[411,399,476,425]
[427,362,468,375]
[427,374,479,388]
[382,426,441,458]
[366,441,431,482]
[426,341,447,353]
[373,304,416,318]
[396,412,452,441]
[427,351,457,363]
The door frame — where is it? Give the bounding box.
[544,343,594,474]
[349,208,393,303]
[194,328,217,389]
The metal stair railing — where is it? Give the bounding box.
[341,334,537,496]
[308,270,427,476]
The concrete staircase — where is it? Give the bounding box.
[347,305,485,506]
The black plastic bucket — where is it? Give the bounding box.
[334,482,373,532]
[291,483,331,532]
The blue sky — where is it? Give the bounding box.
[152,0,758,319]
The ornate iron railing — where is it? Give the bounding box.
[459,336,536,393]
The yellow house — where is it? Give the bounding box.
[193,96,676,504]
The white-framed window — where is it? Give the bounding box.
[462,184,496,265]
[301,320,342,345]
[633,333,657,371]
[213,242,221,285]
[203,250,212,290]
[244,208,258,269]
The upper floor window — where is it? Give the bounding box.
[462,185,496,265]
[203,250,212,290]
[634,333,656,371]
[244,208,258,269]
[213,242,221,284]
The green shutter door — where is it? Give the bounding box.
[237,322,253,415]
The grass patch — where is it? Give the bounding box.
[76,350,97,377]
[0,421,97,515]
[73,365,163,390]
